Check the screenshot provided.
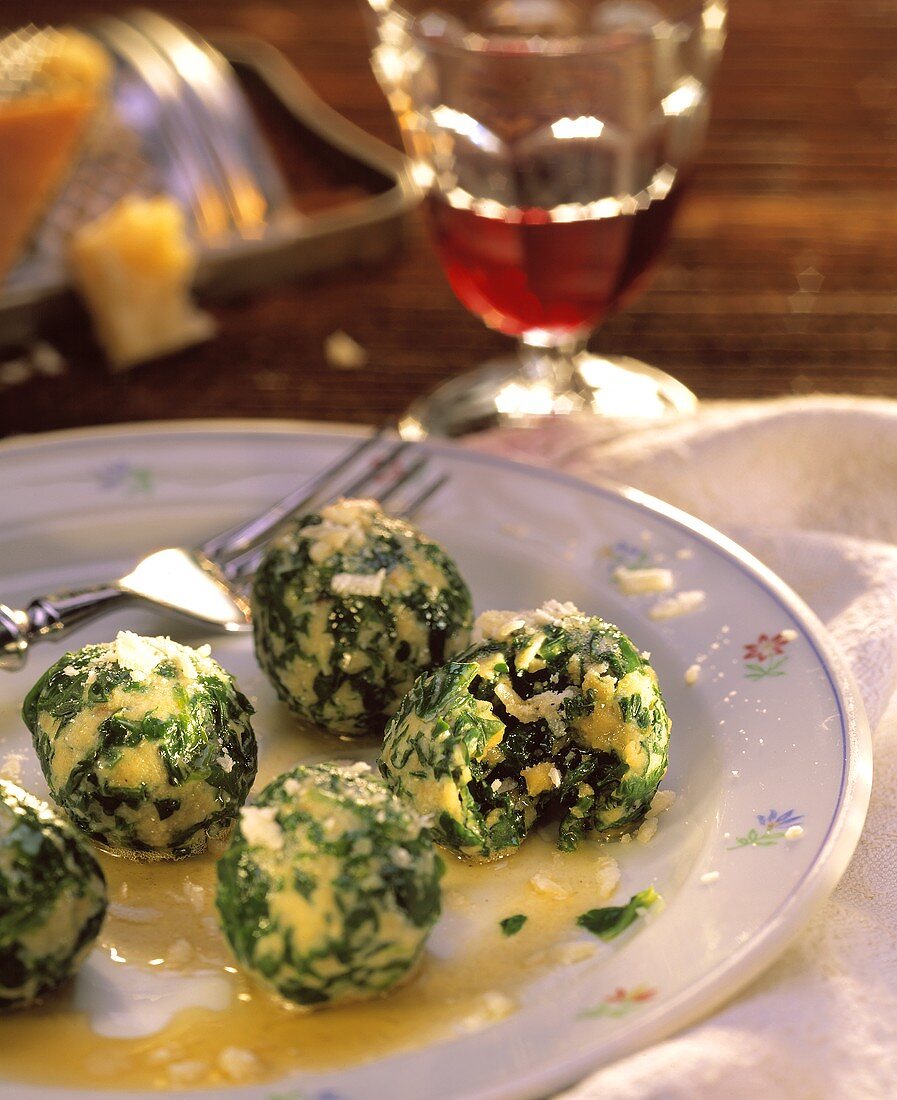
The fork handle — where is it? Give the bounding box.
[0,587,130,671]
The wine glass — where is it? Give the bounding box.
[364,0,727,437]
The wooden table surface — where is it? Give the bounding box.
[2,0,896,441]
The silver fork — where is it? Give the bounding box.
[0,433,445,671]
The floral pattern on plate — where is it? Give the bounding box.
[581,985,658,1019]
[743,631,797,679]
[729,809,805,849]
[95,460,154,495]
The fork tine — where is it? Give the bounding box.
[220,444,435,584]
[396,472,449,517]
[376,455,429,506]
[199,428,388,560]
[335,440,409,501]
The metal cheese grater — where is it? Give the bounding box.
[0,9,417,343]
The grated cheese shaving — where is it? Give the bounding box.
[493,678,572,738]
[646,789,677,818]
[528,872,570,900]
[0,751,24,783]
[319,498,380,525]
[240,806,284,852]
[595,856,621,899]
[613,566,674,595]
[529,600,581,626]
[474,600,584,643]
[218,1047,261,1081]
[331,568,386,598]
[648,590,706,621]
[459,991,517,1031]
[514,631,546,672]
[342,761,372,775]
[111,631,215,682]
[298,498,379,564]
[473,610,526,641]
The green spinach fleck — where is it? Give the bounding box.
[576,887,660,941]
[499,913,528,936]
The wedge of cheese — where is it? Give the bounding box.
[0,28,112,280]
[69,194,216,370]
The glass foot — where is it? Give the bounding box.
[399,354,698,439]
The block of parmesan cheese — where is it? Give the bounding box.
[0,28,112,280]
[68,195,217,370]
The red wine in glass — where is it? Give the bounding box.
[425,180,688,340]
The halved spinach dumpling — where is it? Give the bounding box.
[22,632,257,859]
[216,762,443,1007]
[0,779,107,1009]
[379,601,671,861]
[252,498,473,737]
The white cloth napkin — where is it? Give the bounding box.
[469,394,897,1099]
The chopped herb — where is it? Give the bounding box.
[576,887,660,941]
[499,914,528,937]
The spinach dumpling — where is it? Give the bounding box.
[252,498,473,737]
[380,601,671,861]
[216,762,443,1007]
[0,780,107,1009]
[23,632,257,859]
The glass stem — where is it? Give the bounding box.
[517,335,589,393]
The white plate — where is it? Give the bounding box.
[0,421,871,1100]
